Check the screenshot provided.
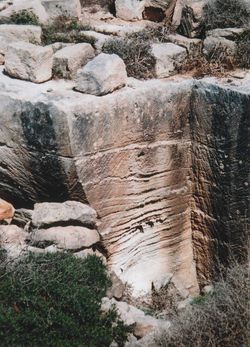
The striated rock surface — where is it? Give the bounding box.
[0,66,249,296]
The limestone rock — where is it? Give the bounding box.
[0,225,28,245]
[80,31,111,51]
[206,28,245,40]
[115,0,145,21]
[31,226,100,250]
[0,0,49,24]
[12,209,33,228]
[106,271,125,300]
[32,201,97,228]
[53,43,95,79]
[75,53,127,96]
[203,36,237,59]
[0,199,15,223]
[74,248,107,263]
[49,42,74,54]
[151,42,187,78]
[166,33,202,55]
[41,0,81,19]
[101,297,170,337]
[5,41,53,83]
[0,24,42,58]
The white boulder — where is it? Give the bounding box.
[75,53,127,96]
[115,0,145,21]
[0,24,42,43]
[5,41,53,83]
[32,201,97,228]
[31,226,100,250]
[151,42,187,78]
[41,0,81,19]
[53,43,95,79]
[203,37,237,59]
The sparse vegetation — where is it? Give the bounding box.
[42,16,95,45]
[0,252,132,347]
[154,261,249,347]
[236,27,250,68]
[205,0,250,30]
[9,10,40,26]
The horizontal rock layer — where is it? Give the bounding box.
[0,67,249,295]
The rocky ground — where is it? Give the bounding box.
[0,0,249,345]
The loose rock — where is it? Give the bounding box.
[5,41,53,83]
[75,53,127,96]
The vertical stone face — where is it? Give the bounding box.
[190,81,250,286]
[68,81,199,296]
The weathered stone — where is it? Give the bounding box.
[0,225,28,245]
[53,43,95,79]
[101,297,170,337]
[0,199,15,223]
[0,66,248,297]
[106,271,125,300]
[74,248,107,263]
[49,42,74,54]
[151,42,187,78]
[115,0,145,21]
[5,42,53,83]
[31,226,100,250]
[80,31,110,51]
[178,0,206,38]
[206,28,245,40]
[166,33,202,55]
[0,0,49,24]
[12,208,33,228]
[0,24,41,58]
[41,0,81,19]
[203,37,237,59]
[32,201,97,228]
[75,53,127,96]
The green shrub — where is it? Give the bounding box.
[0,252,132,347]
[205,0,250,30]
[154,261,249,347]
[236,27,250,68]
[42,16,94,45]
[10,10,40,25]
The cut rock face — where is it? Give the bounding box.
[32,201,97,228]
[5,42,53,83]
[75,53,127,96]
[151,42,187,78]
[53,43,95,79]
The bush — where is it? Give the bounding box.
[0,252,132,347]
[236,27,250,68]
[102,32,156,79]
[154,261,249,347]
[205,0,250,30]
[9,10,40,25]
[42,16,94,45]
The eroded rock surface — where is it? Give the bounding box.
[0,67,249,297]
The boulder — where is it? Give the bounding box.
[0,225,28,245]
[53,43,95,79]
[115,0,145,21]
[101,297,170,338]
[106,271,125,300]
[49,42,74,54]
[31,226,100,250]
[151,42,187,78]
[0,0,49,24]
[206,28,245,40]
[0,199,15,223]
[74,248,107,263]
[80,31,111,51]
[32,201,97,228]
[0,24,42,58]
[203,37,237,60]
[41,0,81,19]
[166,33,202,55]
[5,41,53,83]
[12,208,33,228]
[75,53,127,96]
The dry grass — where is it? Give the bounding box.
[154,260,249,347]
[205,0,250,30]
